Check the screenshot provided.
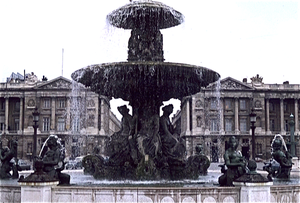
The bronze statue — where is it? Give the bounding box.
[263,135,292,179]
[41,135,70,185]
[0,139,20,179]
[159,104,185,163]
[83,104,210,180]
[218,136,247,186]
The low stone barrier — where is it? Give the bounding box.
[1,184,299,202]
[271,185,300,203]
[0,185,21,203]
[51,186,240,203]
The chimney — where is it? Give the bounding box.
[243,78,247,83]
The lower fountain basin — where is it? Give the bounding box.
[71,61,220,102]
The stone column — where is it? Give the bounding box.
[99,98,106,135]
[94,97,99,134]
[235,98,239,134]
[51,98,56,131]
[295,99,299,134]
[220,98,225,134]
[266,98,271,135]
[19,97,24,134]
[5,96,9,132]
[280,98,285,134]
[185,97,191,136]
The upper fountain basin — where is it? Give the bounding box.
[71,61,220,102]
[107,0,184,29]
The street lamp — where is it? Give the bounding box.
[249,108,256,160]
[32,107,40,161]
[289,114,295,157]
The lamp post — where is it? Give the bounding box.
[249,108,257,160]
[289,114,295,157]
[32,107,40,161]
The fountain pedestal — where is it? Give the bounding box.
[19,181,59,203]
[233,160,272,203]
[234,181,273,203]
[18,159,59,203]
[292,157,300,169]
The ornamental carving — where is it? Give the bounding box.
[221,80,243,89]
[251,74,263,83]
[27,99,35,107]
[195,100,203,108]
[255,100,262,108]
[41,79,71,89]
[128,28,164,62]
[87,99,95,107]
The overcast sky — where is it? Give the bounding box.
[0,0,299,118]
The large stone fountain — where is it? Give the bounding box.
[71,0,220,180]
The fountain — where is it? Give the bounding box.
[71,0,219,180]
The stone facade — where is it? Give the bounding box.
[178,76,300,162]
[0,74,121,161]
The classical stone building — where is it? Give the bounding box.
[178,75,300,162]
[0,73,121,161]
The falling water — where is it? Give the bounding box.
[214,78,223,162]
[271,134,288,152]
[70,80,87,158]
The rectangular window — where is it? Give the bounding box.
[0,100,4,110]
[225,118,233,132]
[256,143,262,155]
[14,118,19,131]
[240,118,247,132]
[225,99,232,110]
[27,143,32,153]
[44,99,50,108]
[0,123,4,131]
[284,102,287,112]
[270,119,275,131]
[210,99,217,109]
[210,119,219,132]
[15,101,20,112]
[269,102,274,111]
[240,99,246,110]
[57,118,65,132]
[57,98,66,108]
[72,117,80,132]
[43,117,50,132]
[285,119,289,131]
